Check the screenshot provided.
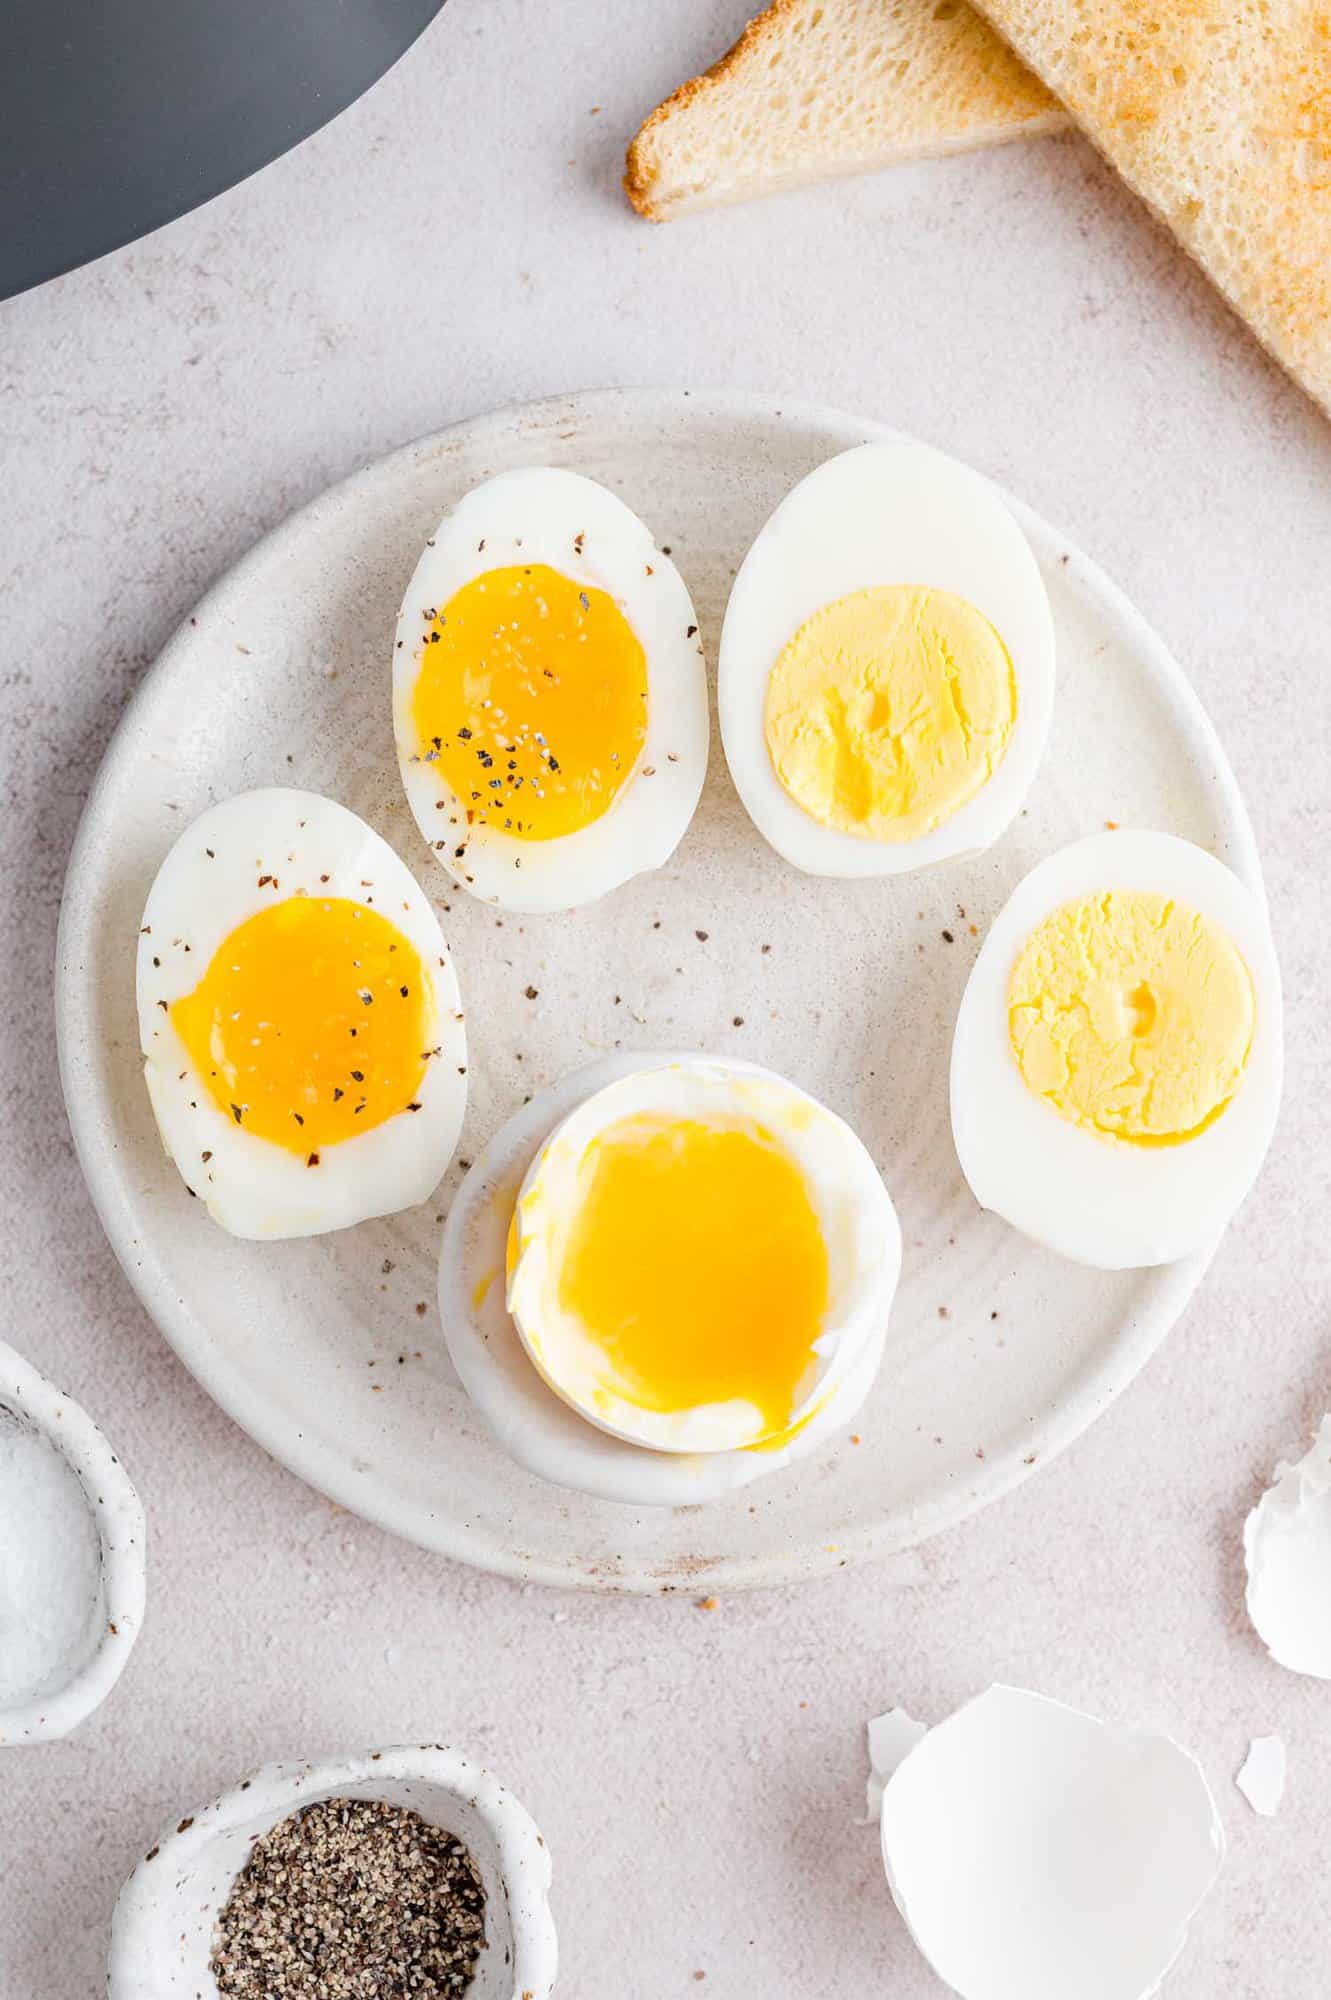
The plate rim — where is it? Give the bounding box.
[54,385,1263,1593]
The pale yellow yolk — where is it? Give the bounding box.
[412,564,648,842]
[172,897,432,1154]
[764,585,1017,842]
[1007,891,1255,1146]
[550,1113,829,1433]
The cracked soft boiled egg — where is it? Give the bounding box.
[439,1054,898,1506]
[951,830,1282,1268]
[503,1057,900,1456]
[719,438,1055,876]
[393,467,709,913]
[137,788,466,1239]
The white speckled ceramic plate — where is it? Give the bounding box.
[56,389,1262,1594]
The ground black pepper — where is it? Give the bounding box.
[211,1796,486,2000]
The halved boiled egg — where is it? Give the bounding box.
[951,830,1282,1269]
[438,1055,901,1505]
[137,788,466,1239]
[719,438,1055,876]
[393,467,709,913]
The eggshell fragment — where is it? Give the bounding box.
[1235,1735,1285,1817]
[864,1707,928,1821]
[1244,1415,1331,1678]
[879,1685,1224,2000]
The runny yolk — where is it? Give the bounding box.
[1007,890,1255,1146]
[552,1113,829,1433]
[412,563,648,842]
[764,584,1016,842]
[171,896,433,1154]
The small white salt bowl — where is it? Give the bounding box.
[108,1743,558,2000]
[0,1338,146,1746]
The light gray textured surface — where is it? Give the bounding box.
[2,3,1329,1995]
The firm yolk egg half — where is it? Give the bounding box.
[412,564,648,844]
[171,895,434,1154]
[764,585,1017,844]
[546,1111,829,1435]
[1008,890,1255,1146]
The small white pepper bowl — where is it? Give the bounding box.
[108,1743,558,2000]
[0,1339,146,1746]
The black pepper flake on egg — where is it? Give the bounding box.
[942,930,954,943]
[230,1104,244,1124]
[307,1152,320,1168]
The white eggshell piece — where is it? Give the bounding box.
[880,1685,1225,2000]
[1235,1736,1285,1817]
[951,829,1283,1270]
[393,467,708,913]
[438,1053,888,1507]
[137,788,467,1240]
[864,1707,929,1822]
[1244,1415,1331,1677]
[718,437,1055,877]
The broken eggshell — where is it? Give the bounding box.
[878,1685,1224,2000]
[1243,1415,1331,1678]
[1235,1735,1285,1818]
[864,1707,928,1822]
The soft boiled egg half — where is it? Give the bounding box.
[951,830,1282,1269]
[137,788,467,1239]
[393,467,709,913]
[439,1055,901,1505]
[719,438,1055,876]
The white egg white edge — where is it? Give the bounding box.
[718,436,1056,878]
[879,1685,1226,2000]
[438,1052,897,1507]
[506,1056,901,1455]
[950,829,1283,1270]
[136,787,467,1240]
[392,466,709,913]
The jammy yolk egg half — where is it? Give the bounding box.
[137,788,467,1241]
[171,895,432,1154]
[504,1060,902,1454]
[393,467,708,914]
[719,437,1055,878]
[950,830,1283,1270]
[411,564,647,845]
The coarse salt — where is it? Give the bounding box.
[0,1406,103,1707]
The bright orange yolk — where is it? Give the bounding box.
[171,897,433,1154]
[411,564,648,842]
[554,1113,830,1433]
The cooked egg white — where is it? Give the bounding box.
[137,788,466,1239]
[505,1058,900,1453]
[393,467,708,913]
[719,438,1055,876]
[951,829,1282,1268]
[438,1055,897,1506]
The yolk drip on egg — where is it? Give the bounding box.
[412,564,648,842]
[1008,891,1255,1146]
[764,585,1016,842]
[172,896,432,1153]
[548,1113,829,1433]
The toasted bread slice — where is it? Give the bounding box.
[625,0,1065,222]
[970,0,1331,412]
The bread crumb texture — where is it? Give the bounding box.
[973,0,1331,412]
[624,0,1062,220]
